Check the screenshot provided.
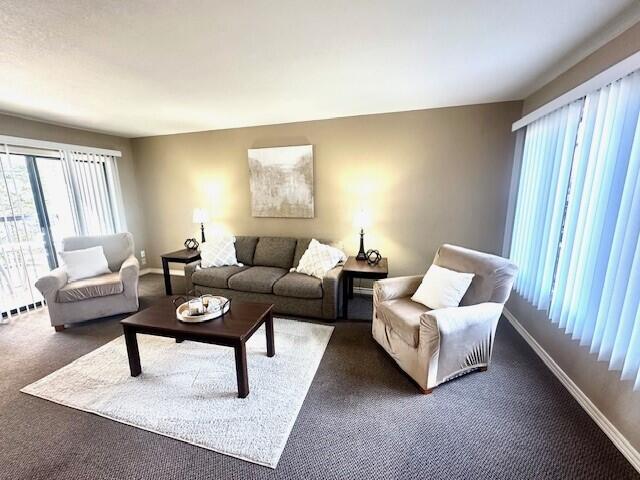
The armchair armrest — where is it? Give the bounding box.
[420,302,504,334]
[119,255,140,299]
[322,265,343,319]
[119,255,139,283]
[419,302,504,387]
[373,275,423,305]
[34,268,68,299]
[184,260,202,296]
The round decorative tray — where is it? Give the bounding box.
[175,296,230,323]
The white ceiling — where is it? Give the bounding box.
[0,0,639,138]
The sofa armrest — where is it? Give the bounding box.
[322,266,343,319]
[373,275,423,305]
[184,260,202,296]
[419,302,504,387]
[34,268,68,300]
[119,255,140,299]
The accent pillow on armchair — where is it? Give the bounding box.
[58,246,111,282]
[411,264,474,309]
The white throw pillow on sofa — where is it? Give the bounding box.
[295,239,346,279]
[59,246,111,282]
[411,264,474,310]
[200,235,242,268]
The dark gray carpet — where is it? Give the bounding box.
[0,274,637,480]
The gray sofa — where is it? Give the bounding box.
[185,236,343,320]
[35,233,140,331]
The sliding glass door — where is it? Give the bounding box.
[0,153,76,317]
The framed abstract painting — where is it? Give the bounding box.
[248,145,314,218]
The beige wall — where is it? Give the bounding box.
[0,113,147,259]
[508,21,640,455]
[132,102,522,273]
[523,21,640,115]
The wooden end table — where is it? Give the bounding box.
[121,299,274,398]
[161,248,201,295]
[342,256,388,319]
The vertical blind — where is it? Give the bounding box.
[510,69,640,390]
[61,150,127,236]
[0,143,126,319]
[510,100,583,309]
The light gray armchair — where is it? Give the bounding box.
[372,244,517,393]
[35,233,139,331]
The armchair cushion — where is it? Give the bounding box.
[376,297,430,347]
[57,272,123,303]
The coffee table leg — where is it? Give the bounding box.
[235,342,249,398]
[266,312,275,357]
[124,327,141,377]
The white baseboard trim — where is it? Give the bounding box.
[140,267,185,277]
[503,307,640,473]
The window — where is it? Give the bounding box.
[510,70,640,390]
[0,144,125,318]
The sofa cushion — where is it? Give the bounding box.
[273,272,323,299]
[228,266,288,294]
[253,237,297,269]
[192,265,249,289]
[376,298,430,347]
[57,272,123,303]
[234,236,259,265]
[293,238,312,268]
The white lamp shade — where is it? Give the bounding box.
[354,208,371,229]
[192,208,208,224]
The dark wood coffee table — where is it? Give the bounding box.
[120,299,274,398]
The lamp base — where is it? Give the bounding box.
[356,229,366,261]
[200,223,206,243]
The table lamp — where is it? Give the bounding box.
[355,208,370,261]
[192,208,208,243]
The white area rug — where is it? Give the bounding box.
[21,318,333,468]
